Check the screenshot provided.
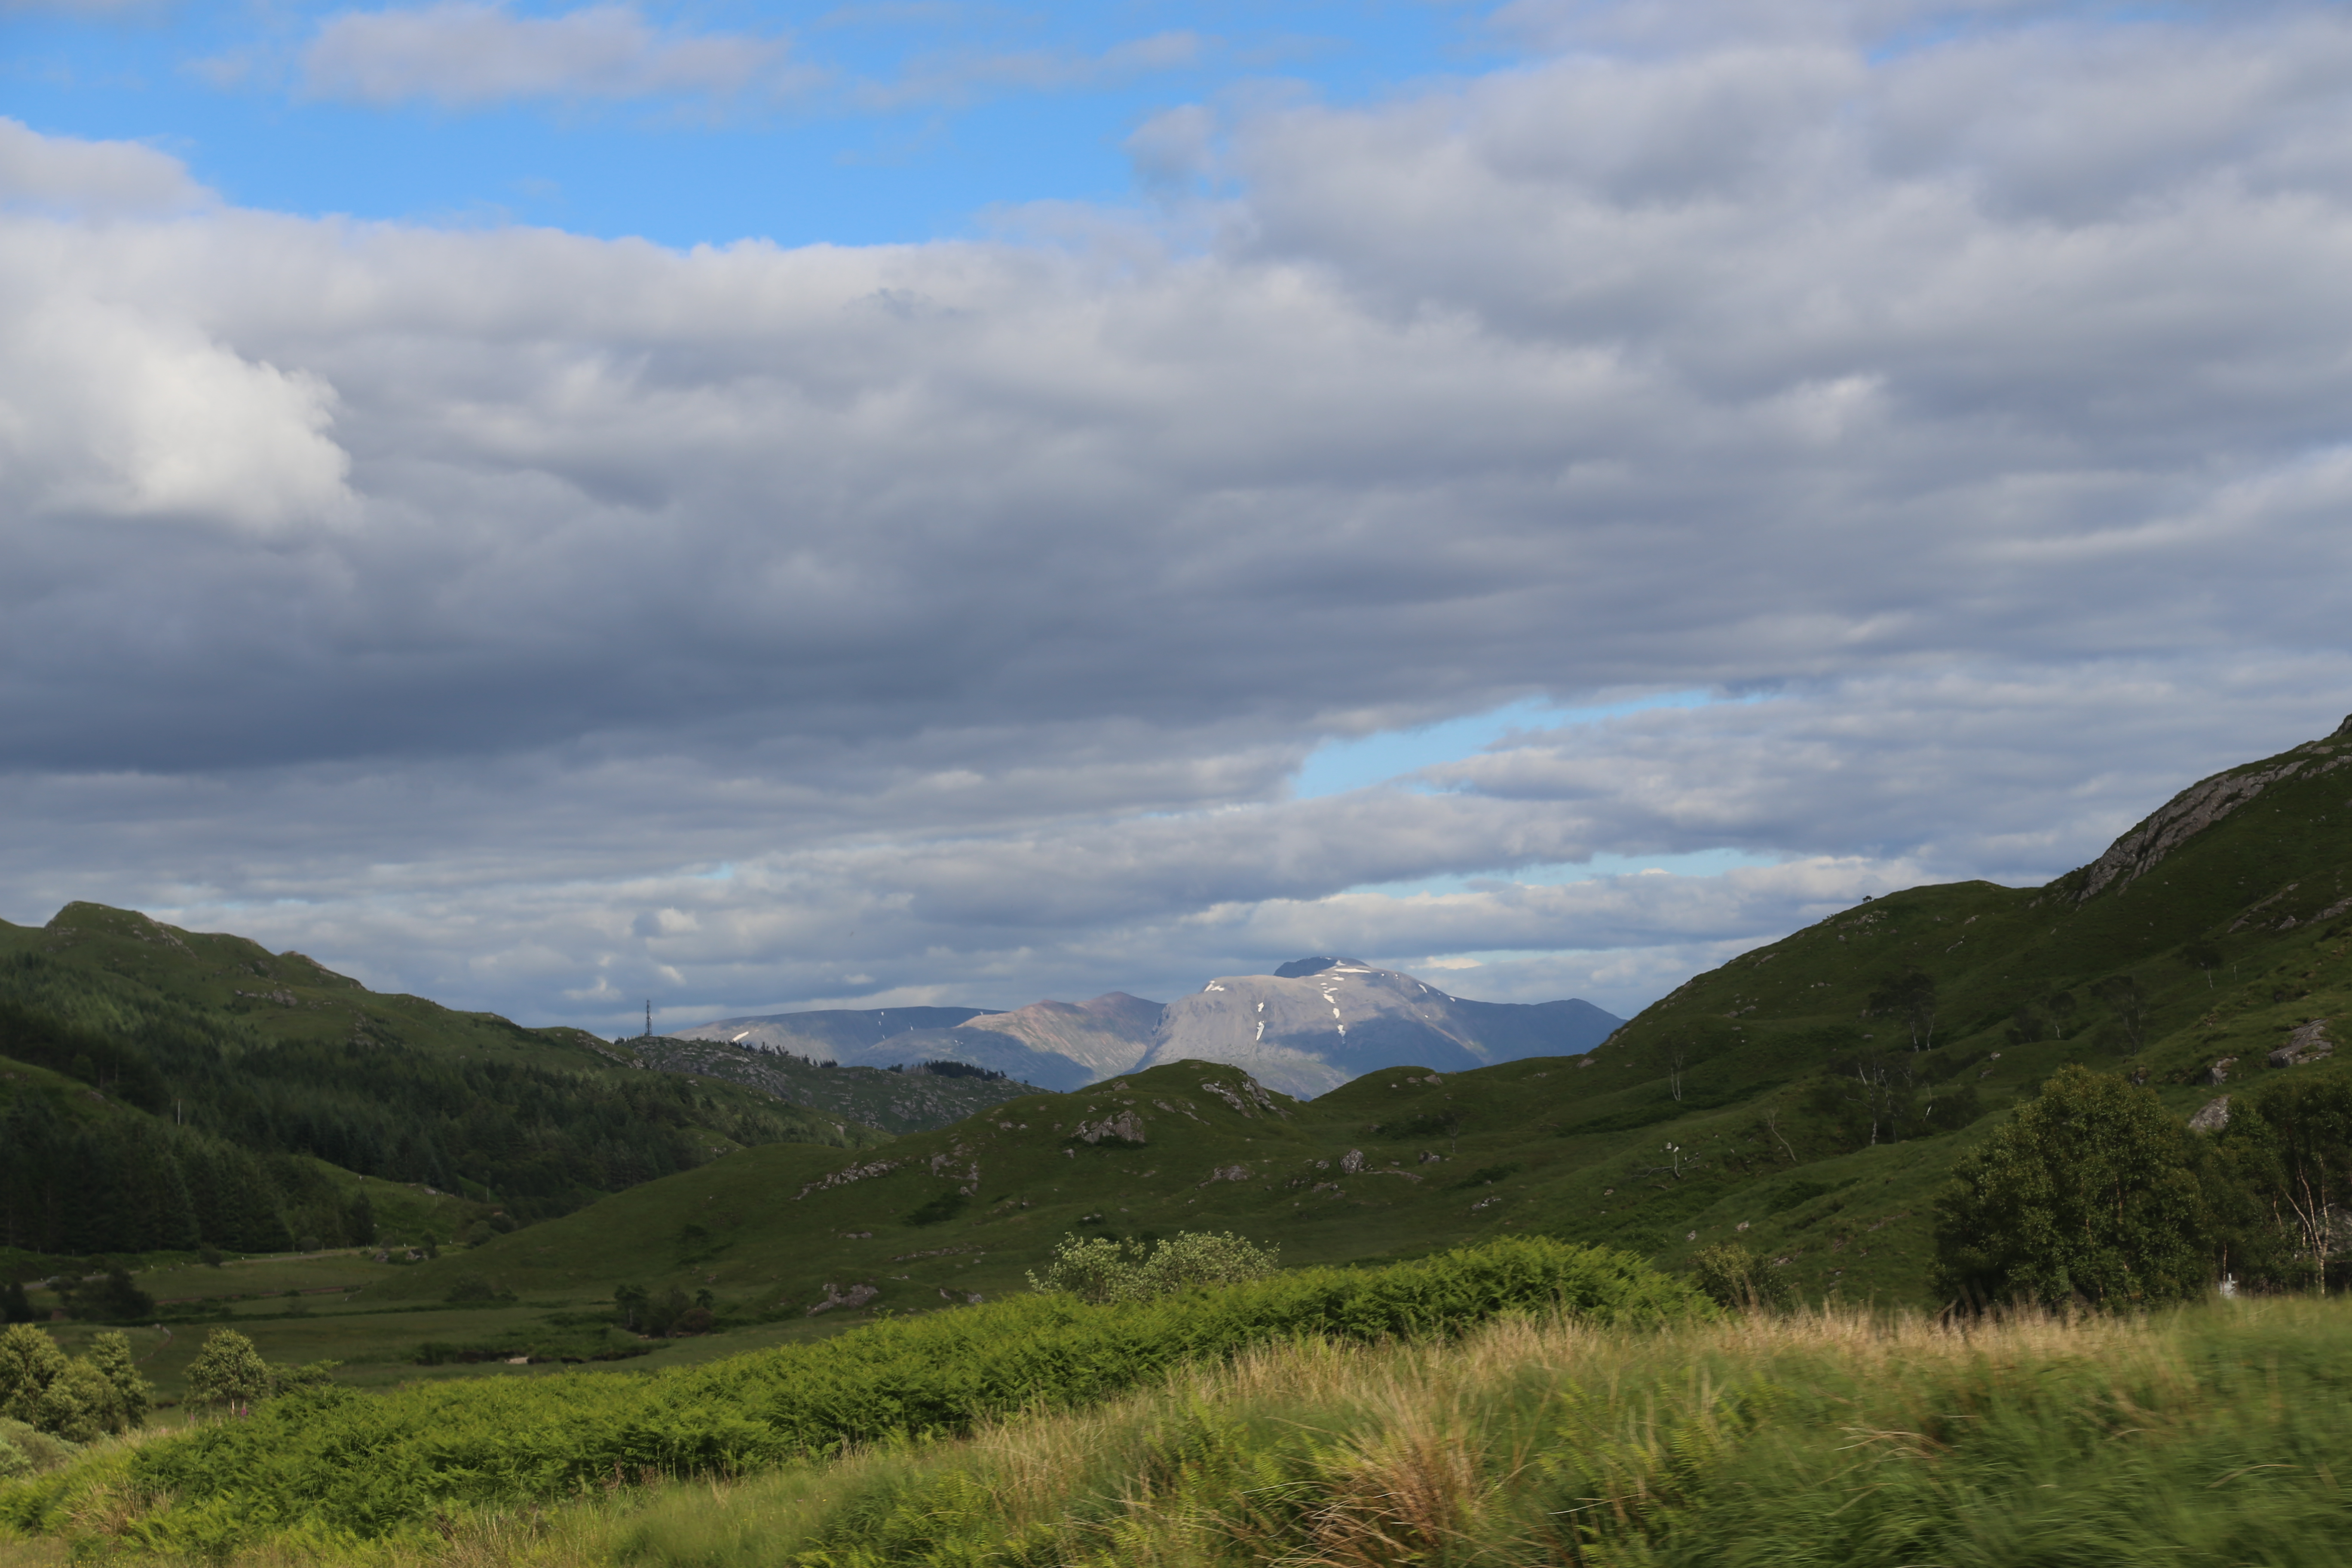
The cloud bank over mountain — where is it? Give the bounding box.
[5,2,2352,1028]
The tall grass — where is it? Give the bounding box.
[594,1295,2352,1568]
[0,1238,1694,1558]
[19,1289,2352,1565]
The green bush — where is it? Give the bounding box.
[1689,1241,1795,1312]
[0,1418,75,1479]
[60,1268,154,1323]
[113,1236,1703,1547]
[0,1326,146,1442]
[1026,1230,1280,1304]
[443,1276,512,1305]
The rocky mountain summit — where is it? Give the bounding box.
[1135,959,1623,1096]
[675,961,1622,1098]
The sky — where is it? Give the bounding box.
[6,0,2352,1035]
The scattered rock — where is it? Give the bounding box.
[1200,1163,1253,1186]
[807,1282,878,1316]
[2189,1096,2233,1133]
[1199,1081,1255,1117]
[1339,1149,1366,1174]
[2269,1019,2335,1069]
[1072,1109,1146,1145]
[794,1158,902,1201]
[2208,1057,2238,1086]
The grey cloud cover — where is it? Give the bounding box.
[300,3,794,106]
[5,1,2352,1028]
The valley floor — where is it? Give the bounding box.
[22,1294,2352,1568]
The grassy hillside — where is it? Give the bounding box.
[1576,716,2352,1293]
[349,718,2352,1324]
[361,1056,1688,1313]
[0,904,889,1244]
[629,1035,1041,1133]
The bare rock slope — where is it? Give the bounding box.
[1136,958,1622,1097]
[679,960,1619,1099]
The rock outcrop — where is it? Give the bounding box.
[2269,1019,2335,1069]
[2075,717,2352,903]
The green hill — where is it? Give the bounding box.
[0,903,891,1256]
[628,1034,1042,1133]
[372,716,2352,1319]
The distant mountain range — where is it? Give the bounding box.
[671,958,1624,1097]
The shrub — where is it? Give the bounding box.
[0,1327,141,1442]
[81,1332,150,1429]
[31,1360,122,1444]
[267,1360,339,1397]
[1028,1231,1281,1304]
[1690,1242,1795,1312]
[61,1268,153,1323]
[0,1417,75,1476]
[119,1237,1704,1546]
[904,1192,969,1227]
[0,1325,68,1427]
[444,1276,510,1305]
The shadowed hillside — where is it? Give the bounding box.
[0,904,888,1246]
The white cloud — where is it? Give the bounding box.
[0,287,352,534]
[300,3,791,107]
[0,118,211,214]
[11,10,2352,1031]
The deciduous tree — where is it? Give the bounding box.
[1932,1066,2207,1307]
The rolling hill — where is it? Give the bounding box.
[0,903,891,1252]
[626,1035,1042,1134]
[380,715,2352,1319]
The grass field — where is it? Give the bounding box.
[0,1239,1692,1556]
[12,1292,2346,1566]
